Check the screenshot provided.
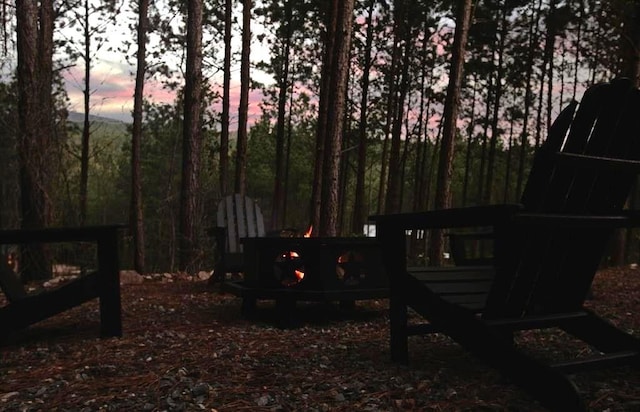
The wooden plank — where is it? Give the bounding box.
[552,351,639,375]
[244,196,257,238]
[225,195,239,253]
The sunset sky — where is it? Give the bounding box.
[62,7,273,125]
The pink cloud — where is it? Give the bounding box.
[65,61,267,125]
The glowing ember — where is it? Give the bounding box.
[275,250,305,286]
[286,251,305,280]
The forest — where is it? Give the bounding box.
[1,0,639,275]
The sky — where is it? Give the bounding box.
[64,54,272,125]
[62,5,273,125]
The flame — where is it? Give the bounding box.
[304,225,313,237]
[294,269,305,280]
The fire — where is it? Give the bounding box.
[289,251,305,280]
[304,225,313,237]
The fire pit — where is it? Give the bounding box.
[221,236,388,325]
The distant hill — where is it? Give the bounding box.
[67,112,129,144]
[68,111,129,125]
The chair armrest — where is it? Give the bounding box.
[513,213,639,228]
[0,225,127,244]
[369,204,523,230]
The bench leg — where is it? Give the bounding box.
[98,232,122,337]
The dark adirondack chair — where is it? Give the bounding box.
[209,194,266,282]
[0,225,125,339]
[370,79,640,411]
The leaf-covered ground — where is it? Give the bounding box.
[1,267,639,411]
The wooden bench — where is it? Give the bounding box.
[0,225,125,339]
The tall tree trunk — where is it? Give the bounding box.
[610,0,640,266]
[80,0,91,226]
[620,0,640,84]
[503,94,517,203]
[235,0,251,195]
[385,3,412,214]
[383,0,407,213]
[16,0,54,281]
[179,0,203,272]
[429,0,473,266]
[220,0,232,196]
[352,0,375,235]
[311,0,355,236]
[462,75,477,206]
[484,2,508,204]
[516,1,541,197]
[318,0,355,236]
[271,1,292,231]
[475,71,492,204]
[131,0,149,275]
[311,0,338,232]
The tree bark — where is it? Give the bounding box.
[312,0,355,236]
[310,0,338,233]
[318,0,355,236]
[179,0,203,272]
[80,0,91,226]
[131,0,149,274]
[271,1,292,231]
[352,0,375,235]
[16,0,54,281]
[220,0,232,197]
[429,0,473,266]
[235,0,251,195]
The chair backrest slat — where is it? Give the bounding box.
[217,194,265,254]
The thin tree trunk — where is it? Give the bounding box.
[462,76,477,206]
[484,2,507,204]
[235,0,251,195]
[131,0,149,274]
[220,0,232,196]
[516,0,541,197]
[80,0,91,226]
[352,0,375,234]
[271,1,292,231]
[385,0,409,214]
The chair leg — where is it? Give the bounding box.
[390,295,409,364]
[560,309,640,353]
